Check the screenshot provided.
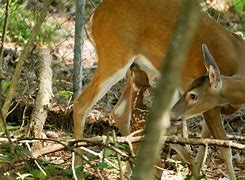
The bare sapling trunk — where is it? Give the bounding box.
[0,0,52,130]
[29,48,52,151]
[132,0,201,179]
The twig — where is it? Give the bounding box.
[227,134,245,141]
[0,134,244,176]
[82,153,105,180]
[25,142,47,176]
[65,96,73,114]
[80,146,119,171]
[20,105,28,129]
[0,0,12,150]
[0,134,244,165]
[125,129,144,157]
[112,130,124,180]
[102,133,110,163]
[0,134,244,150]
[6,101,20,118]
[72,152,78,180]
[0,0,11,68]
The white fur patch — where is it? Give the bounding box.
[86,57,135,119]
[99,59,135,95]
[134,55,160,83]
[113,99,127,117]
[170,89,180,108]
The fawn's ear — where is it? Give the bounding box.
[202,44,222,92]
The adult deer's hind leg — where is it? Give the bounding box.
[73,46,135,174]
[203,107,236,180]
[73,62,134,140]
[112,71,134,136]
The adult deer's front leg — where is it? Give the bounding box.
[170,119,211,179]
[203,107,236,180]
[193,120,210,176]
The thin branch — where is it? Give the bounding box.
[80,146,119,171]
[82,154,105,180]
[112,130,124,180]
[25,142,47,176]
[0,0,11,67]
[227,134,245,141]
[73,0,86,97]
[0,0,12,148]
[1,0,53,129]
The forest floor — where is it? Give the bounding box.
[1,1,245,179]
[5,30,245,180]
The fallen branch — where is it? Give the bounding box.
[0,134,244,174]
[1,134,244,160]
[227,134,245,141]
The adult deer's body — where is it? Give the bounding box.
[170,44,245,178]
[73,0,245,179]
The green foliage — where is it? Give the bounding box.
[115,143,128,151]
[0,142,72,179]
[232,0,244,14]
[0,0,56,44]
[19,159,73,179]
[75,166,84,173]
[104,147,117,158]
[185,175,204,180]
[1,80,10,93]
[98,161,113,170]
[0,143,29,165]
[56,90,73,101]
[0,154,10,163]
[6,124,20,130]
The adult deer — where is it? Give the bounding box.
[170,44,245,178]
[73,0,245,179]
[171,44,245,121]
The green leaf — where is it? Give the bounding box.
[62,168,73,176]
[76,166,84,173]
[56,90,73,99]
[0,154,10,163]
[2,80,10,89]
[104,148,116,158]
[6,125,20,130]
[98,161,113,170]
[232,0,244,13]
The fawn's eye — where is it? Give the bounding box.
[189,93,198,101]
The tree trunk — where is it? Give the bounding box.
[30,48,52,151]
[132,0,201,179]
[0,0,52,130]
[73,0,86,97]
